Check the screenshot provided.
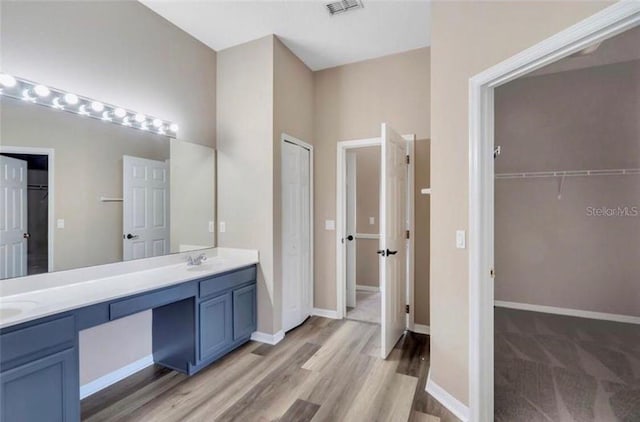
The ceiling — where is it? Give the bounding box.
[140,0,431,71]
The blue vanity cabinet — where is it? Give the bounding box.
[233,284,257,341]
[0,315,79,422]
[198,292,233,361]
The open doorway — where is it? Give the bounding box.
[345,146,382,324]
[0,149,54,278]
[336,124,415,359]
[468,4,640,420]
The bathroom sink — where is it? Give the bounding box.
[0,300,39,319]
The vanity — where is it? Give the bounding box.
[0,249,258,422]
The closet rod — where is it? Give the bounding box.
[495,168,640,179]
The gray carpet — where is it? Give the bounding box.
[495,308,640,421]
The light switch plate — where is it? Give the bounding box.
[57,219,65,229]
[369,217,375,225]
[208,221,214,233]
[219,221,226,233]
[456,230,466,249]
[325,220,335,231]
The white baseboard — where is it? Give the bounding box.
[80,354,154,399]
[495,300,640,325]
[356,284,380,292]
[425,370,469,422]
[250,330,285,345]
[412,324,430,335]
[312,308,341,319]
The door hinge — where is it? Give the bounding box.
[406,155,410,165]
[406,230,410,239]
[490,267,495,278]
[405,304,410,314]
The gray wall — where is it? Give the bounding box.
[495,59,640,317]
[355,146,380,288]
[1,1,217,385]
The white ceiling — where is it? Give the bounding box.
[141,0,431,71]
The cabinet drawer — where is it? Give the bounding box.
[199,266,256,299]
[109,284,194,320]
[0,316,75,365]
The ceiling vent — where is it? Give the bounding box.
[326,0,364,16]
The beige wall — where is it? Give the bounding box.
[217,36,275,334]
[313,47,431,325]
[1,0,217,386]
[430,0,610,406]
[355,147,380,288]
[495,60,640,317]
[273,37,315,331]
[170,139,216,253]
[414,140,431,325]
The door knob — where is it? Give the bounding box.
[23,233,31,239]
[125,233,139,240]
[346,235,354,241]
[377,249,386,256]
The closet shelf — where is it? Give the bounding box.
[495,168,640,179]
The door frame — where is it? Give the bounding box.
[280,133,314,329]
[468,3,640,421]
[335,133,415,327]
[0,146,55,272]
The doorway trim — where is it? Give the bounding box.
[281,133,314,330]
[335,134,415,324]
[468,3,640,421]
[0,145,55,272]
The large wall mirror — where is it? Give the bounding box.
[0,93,216,280]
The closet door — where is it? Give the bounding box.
[282,140,312,332]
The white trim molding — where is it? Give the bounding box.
[426,370,470,422]
[495,301,640,325]
[468,3,640,421]
[250,330,285,346]
[412,324,430,335]
[312,308,341,319]
[354,233,380,240]
[356,284,380,292]
[80,354,153,399]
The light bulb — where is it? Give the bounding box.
[134,113,146,123]
[63,93,79,105]
[102,111,112,121]
[114,108,127,119]
[78,104,89,115]
[52,97,64,109]
[33,85,51,98]
[0,74,17,88]
[90,101,104,112]
[169,123,179,133]
[152,118,162,128]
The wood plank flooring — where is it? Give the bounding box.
[81,317,460,422]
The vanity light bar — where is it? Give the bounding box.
[0,73,179,137]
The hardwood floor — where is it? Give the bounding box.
[81,317,459,422]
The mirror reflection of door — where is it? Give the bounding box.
[0,153,49,279]
[122,155,169,261]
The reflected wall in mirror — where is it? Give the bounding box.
[0,96,216,280]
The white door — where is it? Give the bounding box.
[123,156,169,261]
[345,151,357,308]
[282,140,312,332]
[380,123,408,358]
[0,155,28,279]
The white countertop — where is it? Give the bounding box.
[0,248,259,330]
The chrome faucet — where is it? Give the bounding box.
[187,253,208,266]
